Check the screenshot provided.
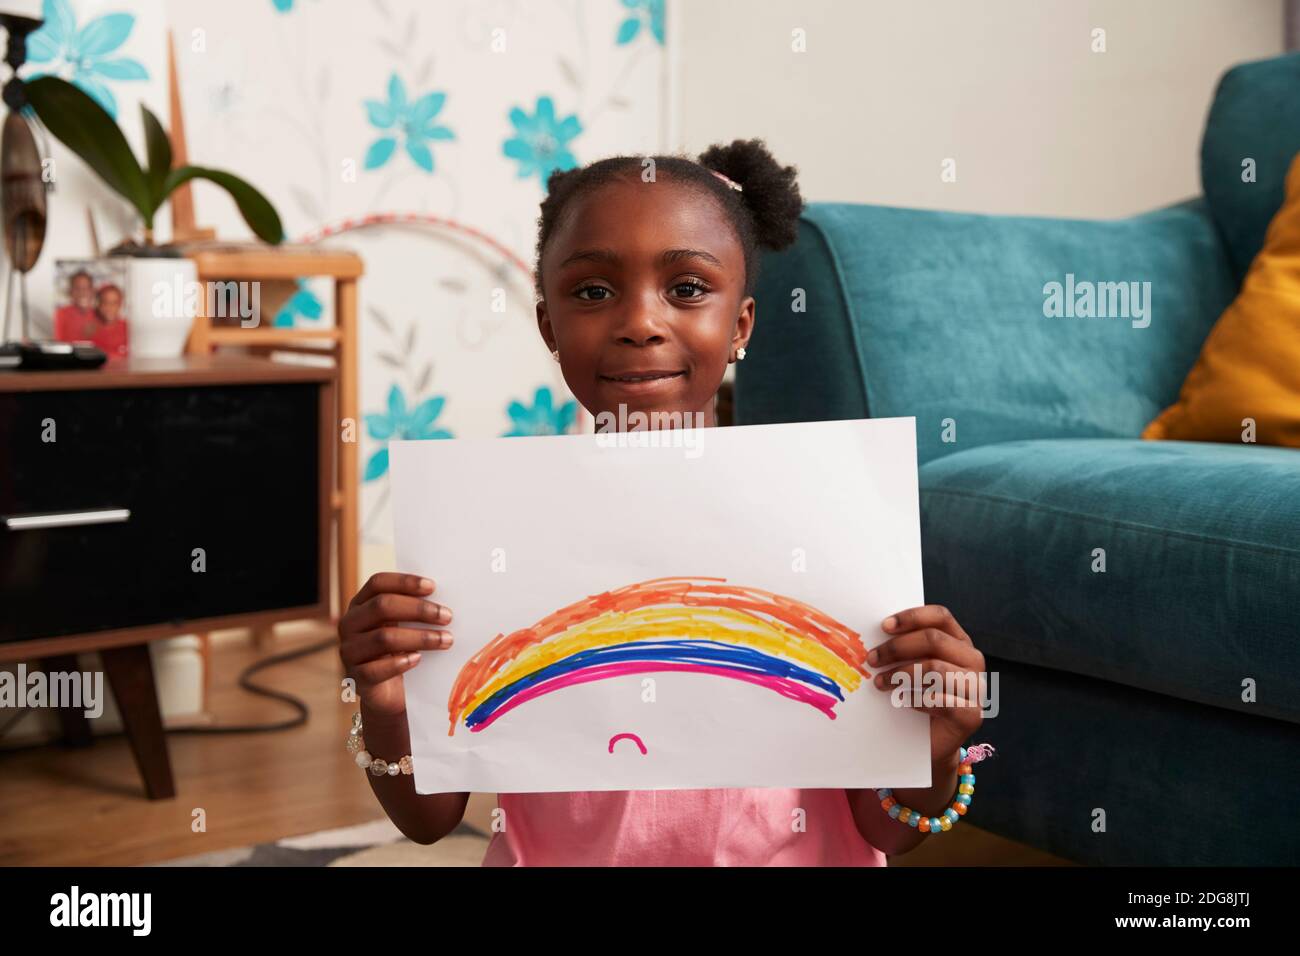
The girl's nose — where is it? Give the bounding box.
[612,292,669,345]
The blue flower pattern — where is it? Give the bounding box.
[502,386,578,437]
[616,0,665,46]
[364,73,454,173]
[364,385,454,481]
[503,95,582,190]
[25,0,148,118]
[272,279,324,328]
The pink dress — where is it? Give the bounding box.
[481,788,886,866]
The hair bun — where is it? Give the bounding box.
[697,138,805,251]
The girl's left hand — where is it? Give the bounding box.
[868,605,986,765]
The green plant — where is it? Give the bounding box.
[25,75,284,245]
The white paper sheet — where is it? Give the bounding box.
[390,417,931,794]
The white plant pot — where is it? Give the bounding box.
[126,257,198,358]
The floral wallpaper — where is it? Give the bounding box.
[166,0,667,544]
[363,72,456,173]
[25,0,150,117]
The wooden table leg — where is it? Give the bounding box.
[40,655,94,748]
[336,277,360,614]
[184,266,212,355]
[101,644,176,800]
[251,623,275,648]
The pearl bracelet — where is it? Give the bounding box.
[876,743,994,834]
[346,712,414,777]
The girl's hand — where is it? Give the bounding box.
[338,573,454,718]
[868,604,985,764]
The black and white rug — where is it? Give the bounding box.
[156,819,490,867]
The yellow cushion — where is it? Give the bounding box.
[1143,153,1300,446]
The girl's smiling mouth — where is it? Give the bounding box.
[598,369,687,392]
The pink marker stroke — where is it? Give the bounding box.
[608,732,648,755]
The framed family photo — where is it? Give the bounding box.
[52,258,131,357]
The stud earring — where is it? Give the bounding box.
[736,347,747,361]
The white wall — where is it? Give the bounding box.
[672,0,1285,218]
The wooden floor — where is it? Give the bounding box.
[0,625,1070,866]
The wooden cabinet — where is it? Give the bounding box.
[0,357,335,797]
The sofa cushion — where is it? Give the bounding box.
[1146,152,1300,447]
[1201,51,1300,282]
[736,199,1237,465]
[919,438,1300,723]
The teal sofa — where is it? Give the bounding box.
[735,53,1300,865]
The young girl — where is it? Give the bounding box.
[338,139,987,866]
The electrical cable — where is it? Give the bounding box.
[171,636,338,736]
[0,636,340,751]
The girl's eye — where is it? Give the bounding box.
[574,284,612,302]
[673,279,710,299]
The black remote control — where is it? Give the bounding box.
[0,341,108,371]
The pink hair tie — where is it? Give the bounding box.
[709,169,743,192]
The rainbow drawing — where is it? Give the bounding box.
[447,576,871,736]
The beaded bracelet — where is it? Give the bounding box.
[346,712,414,777]
[875,743,994,834]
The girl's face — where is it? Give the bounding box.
[537,177,754,428]
[97,288,123,321]
[70,275,93,307]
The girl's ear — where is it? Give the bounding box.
[537,298,557,353]
[730,295,756,361]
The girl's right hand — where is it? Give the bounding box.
[338,573,454,718]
